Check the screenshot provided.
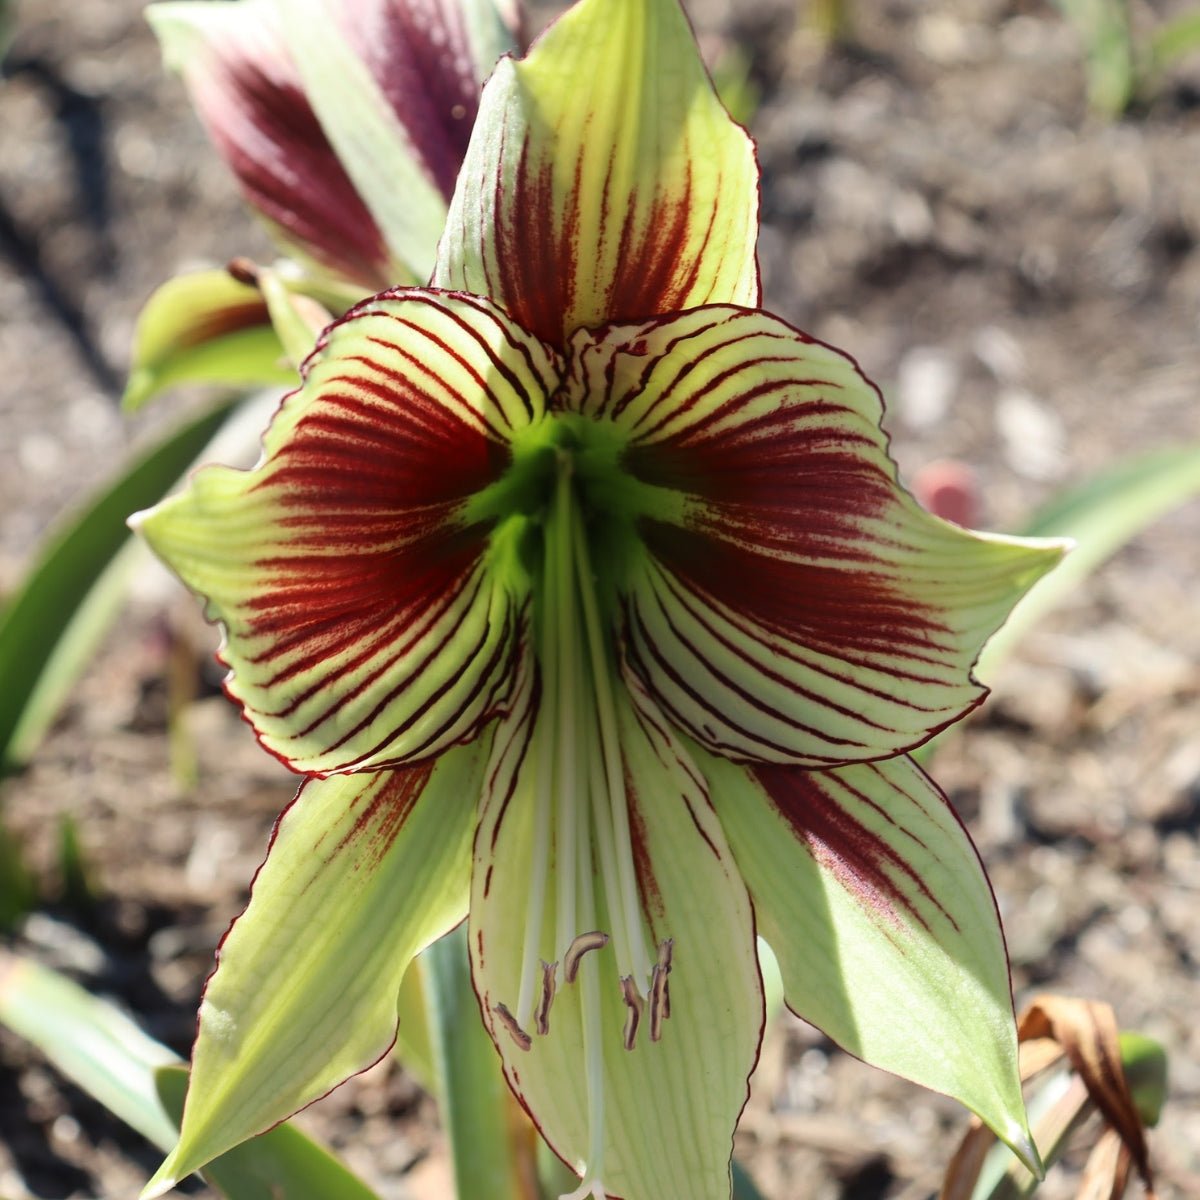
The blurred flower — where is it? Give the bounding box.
[152,0,522,289]
[126,0,521,408]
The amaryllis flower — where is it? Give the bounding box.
[125,0,522,409]
[135,1,1062,1197]
[152,0,521,290]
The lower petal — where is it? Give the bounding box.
[144,743,486,1196]
[470,688,762,1200]
[698,748,1036,1168]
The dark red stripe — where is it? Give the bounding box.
[753,763,957,934]
[329,761,437,870]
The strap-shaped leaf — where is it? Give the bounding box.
[699,747,1037,1169]
[564,306,1065,765]
[433,0,759,347]
[470,683,762,1200]
[135,290,558,775]
[0,398,239,772]
[144,746,484,1195]
[976,439,1200,682]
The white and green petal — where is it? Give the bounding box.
[560,305,1067,765]
[697,746,1037,1168]
[470,563,761,1199]
[433,0,760,347]
[144,743,487,1197]
[134,290,561,775]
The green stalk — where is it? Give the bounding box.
[420,925,541,1199]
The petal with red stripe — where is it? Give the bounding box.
[123,267,293,412]
[150,0,519,289]
[698,747,1036,1168]
[134,289,561,775]
[470,677,762,1200]
[145,743,486,1195]
[432,0,760,348]
[151,0,394,290]
[564,306,1066,765]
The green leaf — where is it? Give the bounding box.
[420,924,540,1199]
[0,950,181,1150]
[123,269,293,412]
[0,821,37,930]
[1150,12,1200,72]
[975,441,1200,683]
[0,397,238,772]
[393,957,437,1095]
[1053,0,1135,115]
[0,951,382,1200]
[1119,1031,1167,1128]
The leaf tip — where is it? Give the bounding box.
[1002,1115,1044,1180]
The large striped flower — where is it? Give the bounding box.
[135,1,1063,1197]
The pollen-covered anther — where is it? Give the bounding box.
[620,975,645,1051]
[649,938,674,1042]
[536,959,559,1036]
[563,930,610,984]
[494,1001,533,1051]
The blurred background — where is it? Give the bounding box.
[0,0,1197,1196]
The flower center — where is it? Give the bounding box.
[491,442,673,1196]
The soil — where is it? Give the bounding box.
[1,1,1198,1198]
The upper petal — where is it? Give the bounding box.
[431,0,759,347]
[564,305,1066,765]
[134,289,561,775]
[277,0,518,282]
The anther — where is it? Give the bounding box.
[494,1002,532,1051]
[620,976,644,1051]
[536,960,558,1036]
[564,930,610,983]
[226,256,259,287]
[649,939,674,1042]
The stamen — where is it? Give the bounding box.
[535,960,556,1036]
[649,939,674,1042]
[563,931,610,983]
[493,1002,532,1051]
[620,976,645,1050]
[535,960,558,1036]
